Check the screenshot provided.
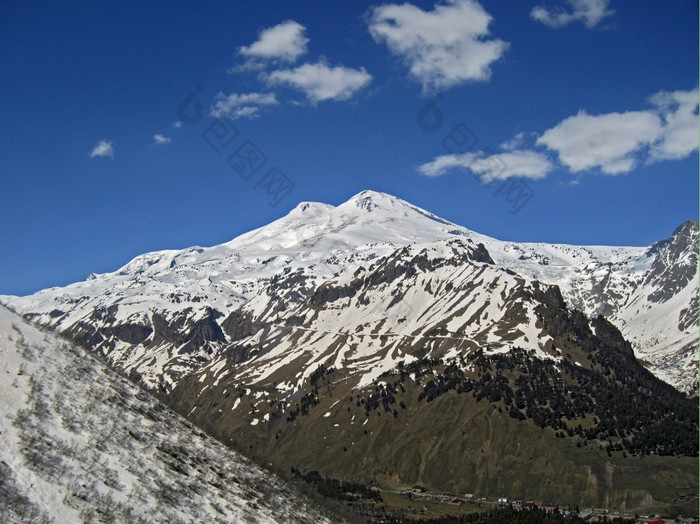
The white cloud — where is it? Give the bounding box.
[153,134,172,145]
[89,139,114,159]
[265,60,372,104]
[419,149,553,182]
[368,0,509,92]
[500,132,525,151]
[210,92,279,119]
[537,88,699,175]
[238,20,308,64]
[421,86,697,182]
[531,0,614,29]
[173,121,183,129]
[227,61,266,74]
[536,110,662,174]
[648,87,699,161]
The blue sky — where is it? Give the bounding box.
[1,0,697,296]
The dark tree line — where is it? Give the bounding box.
[286,392,320,422]
[381,505,634,523]
[375,342,697,457]
[290,467,382,502]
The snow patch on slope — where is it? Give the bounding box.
[0,306,332,523]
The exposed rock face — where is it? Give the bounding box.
[0,192,697,510]
[1,193,696,395]
[645,220,698,303]
[608,220,698,394]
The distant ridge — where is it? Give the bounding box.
[2,190,695,393]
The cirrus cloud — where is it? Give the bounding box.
[264,60,372,104]
[368,0,509,92]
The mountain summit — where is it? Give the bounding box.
[2,191,695,393]
[226,189,485,257]
[1,191,697,510]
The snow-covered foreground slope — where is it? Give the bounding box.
[1,190,696,393]
[0,305,333,523]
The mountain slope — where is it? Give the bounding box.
[169,255,697,512]
[0,305,333,523]
[0,191,698,392]
[611,221,698,390]
[2,191,696,393]
[1,192,481,390]
[202,238,554,393]
[488,220,698,393]
[0,191,696,513]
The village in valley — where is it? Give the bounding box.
[376,485,699,523]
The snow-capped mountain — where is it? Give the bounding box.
[189,237,558,394]
[482,220,698,394]
[2,190,696,394]
[2,191,697,509]
[165,231,696,510]
[0,305,333,523]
